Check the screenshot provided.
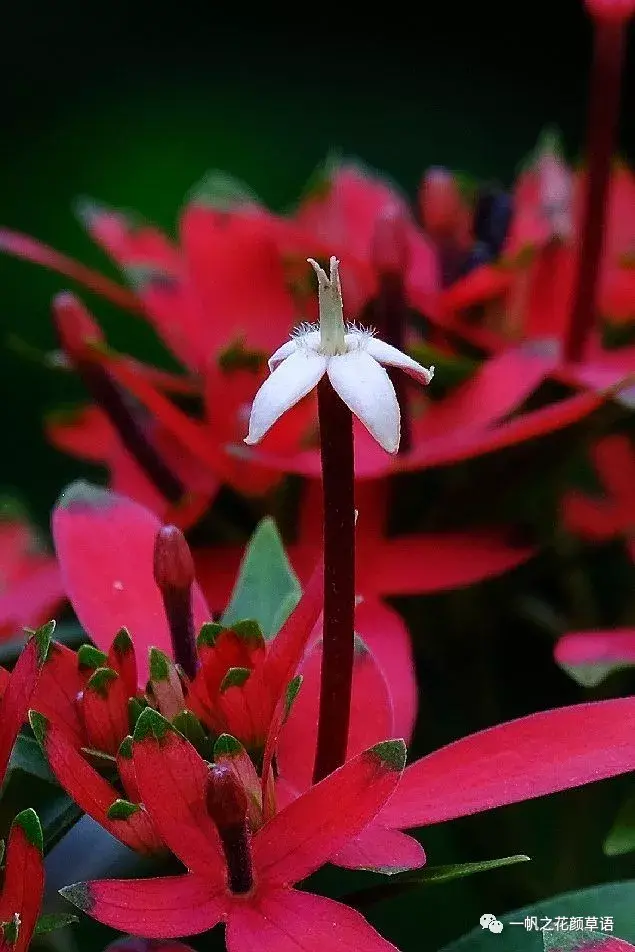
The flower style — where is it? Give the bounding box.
[245,256,434,453]
[0,811,45,952]
[61,709,407,951]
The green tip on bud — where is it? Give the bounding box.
[219,667,251,693]
[14,808,43,851]
[86,667,119,698]
[112,627,134,657]
[308,255,346,356]
[29,620,55,667]
[197,622,223,648]
[117,735,133,760]
[369,739,407,772]
[77,644,109,673]
[214,733,245,760]
[107,799,140,821]
[2,914,20,946]
[133,707,173,744]
[231,620,266,648]
[28,710,49,746]
[56,481,115,514]
[149,647,171,682]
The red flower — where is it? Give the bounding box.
[435,156,635,387]
[0,625,51,786]
[0,516,64,641]
[61,709,407,950]
[0,810,44,952]
[562,434,635,559]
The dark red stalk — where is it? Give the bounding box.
[153,526,198,679]
[312,377,356,783]
[564,19,626,363]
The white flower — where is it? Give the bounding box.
[244,256,434,454]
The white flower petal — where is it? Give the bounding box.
[268,338,298,371]
[245,349,327,444]
[327,350,400,454]
[364,337,435,385]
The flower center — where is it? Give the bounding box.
[206,763,254,895]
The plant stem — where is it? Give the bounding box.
[564,20,626,363]
[312,376,356,783]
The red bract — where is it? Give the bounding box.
[52,481,210,679]
[0,810,44,952]
[436,158,635,384]
[61,708,406,950]
[0,161,437,374]
[0,624,51,785]
[562,434,635,559]
[0,517,64,641]
[29,627,164,855]
[585,0,635,21]
[556,628,635,670]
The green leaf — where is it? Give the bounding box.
[349,855,530,907]
[7,733,54,784]
[439,880,635,950]
[222,518,301,639]
[604,793,635,856]
[186,169,260,210]
[34,913,79,936]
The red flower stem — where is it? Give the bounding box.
[373,273,412,454]
[76,359,185,503]
[312,377,356,783]
[564,19,626,363]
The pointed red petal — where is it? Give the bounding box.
[354,599,417,743]
[31,642,86,749]
[132,710,224,877]
[254,740,405,886]
[562,491,622,540]
[226,886,399,952]
[30,712,162,854]
[60,874,225,939]
[52,483,210,680]
[78,201,179,270]
[0,810,44,952]
[277,639,393,794]
[555,630,635,666]
[0,229,142,311]
[107,629,139,697]
[416,348,552,440]
[117,737,141,802]
[380,697,635,830]
[332,824,425,873]
[0,562,64,641]
[81,668,130,756]
[0,632,48,781]
[180,206,299,355]
[372,530,535,595]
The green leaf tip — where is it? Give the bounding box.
[59,883,94,913]
[369,739,406,772]
[34,912,79,936]
[186,169,260,211]
[31,620,55,666]
[149,647,171,682]
[77,644,108,672]
[123,264,178,295]
[107,799,140,820]
[231,619,266,646]
[172,710,207,750]
[13,808,43,851]
[1,914,20,946]
[214,733,244,759]
[219,667,251,693]
[28,710,49,746]
[133,707,173,744]
[56,480,115,513]
[283,675,302,723]
[112,627,133,656]
[86,667,119,697]
[197,622,223,648]
[117,735,133,760]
